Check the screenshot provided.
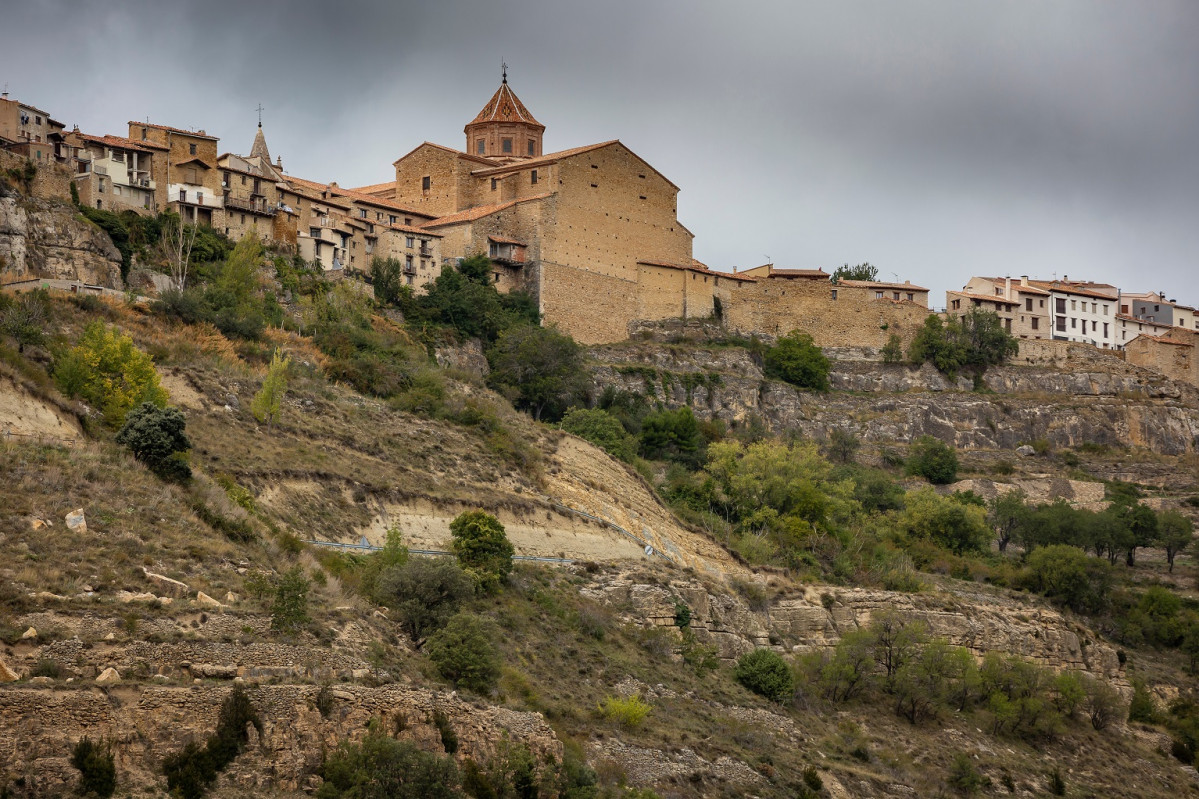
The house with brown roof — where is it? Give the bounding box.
[129,121,224,228]
[947,276,1051,340]
[1022,276,1121,349]
[66,131,162,214]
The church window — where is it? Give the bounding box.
[527,140,535,156]
[531,170,538,184]
[422,176,430,191]
[502,138,512,154]
[476,139,485,155]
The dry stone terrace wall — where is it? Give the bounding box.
[581,570,1124,684]
[0,682,560,796]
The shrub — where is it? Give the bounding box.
[1127,679,1159,724]
[764,330,831,391]
[54,321,168,427]
[486,323,588,422]
[899,488,990,555]
[947,753,984,796]
[560,407,637,461]
[906,436,959,484]
[376,557,473,641]
[162,685,261,799]
[425,613,501,694]
[639,405,705,468]
[449,510,514,594]
[370,257,406,306]
[71,736,116,798]
[1022,545,1112,615]
[270,566,310,632]
[825,427,860,464]
[116,402,192,483]
[250,348,290,427]
[318,726,460,799]
[880,333,903,364]
[599,694,652,728]
[357,527,409,600]
[734,648,794,703]
[0,290,49,353]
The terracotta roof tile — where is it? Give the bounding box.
[948,290,1022,305]
[978,277,1050,295]
[467,82,543,128]
[1026,280,1117,300]
[840,279,930,292]
[769,268,830,279]
[422,193,553,228]
[637,260,757,282]
[77,133,160,154]
[129,121,218,141]
[488,235,526,246]
[347,181,396,196]
[392,141,499,167]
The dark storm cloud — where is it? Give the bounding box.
[4,0,1197,302]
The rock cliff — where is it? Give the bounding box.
[0,196,122,288]
[589,337,1199,455]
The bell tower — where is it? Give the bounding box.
[464,64,544,161]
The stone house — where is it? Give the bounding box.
[69,132,160,214]
[128,121,224,228]
[0,92,65,165]
[1124,329,1198,388]
[947,276,1051,340]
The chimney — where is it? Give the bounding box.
[1005,276,1012,298]
[1020,275,1029,287]
[1,91,8,100]
[1063,274,1068,282]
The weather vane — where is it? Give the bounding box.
[501,60,508,84]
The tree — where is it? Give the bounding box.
[319,727,461,799]
[880,333,903,364]
[957,307,1019,370]
[832,263,879,282]
[251,348,290,427]
[370,257,405,306]
[0,290,49,353]
[1023,545,1112,614]
[825,428,860,465]
[560,407,637,462]
[908,315,967,376]
[486,324,587,422]
[425,613,501,693]
[987,489,1029,553]
[116,402,192,482]
[1158,509,1193,572]
[159,210,199,291]
[376,558,474,642]
[764,330,831,391]
[54,321,169,427]
[449,510,514,593]
[1109,498,1159,567]
[947,752,984,796]
[734,649,794,703]
[639,406,705,468]
[899,488,990,555]
[270,566,311,632]
[906,436,959,485]
[71,736,116,798]
[870,611,928,692]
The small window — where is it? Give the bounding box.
[240,175,246,185]
[907,293,914,302]
[1032,317,1039,330]
[502,138,512,154]
[1071,318,1077,329]
[892,291,900,300]
[389,215,397,224]
[359,209,367,218]
[1025,297,1032,311]
[527,140,535,156]
[590,183,597,188]
[476,139,485,155]
[875,291,884,299]
[34,115,42,125]
[140,128,147,140]
[531,169,538,185]
[189,143,197,155]
[639,195,646,200]
[404,217,411,225]
[831,289,838,300]
[491,178,498,191]
[421,176,431,191]
[406,237,414,248]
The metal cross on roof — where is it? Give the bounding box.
[256,103,264,127]
[501,60,508,83]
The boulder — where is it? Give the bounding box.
[65,509,86,532]
[189,663,238,679]
[1017,444,1036,457]
[95,667,121,685]
[195,591,225,610]
[20,627,37,640]
[0,657,19,683]
[223,592,238,604]
[143,568,190,597]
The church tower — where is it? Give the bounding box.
[464,67,544,161]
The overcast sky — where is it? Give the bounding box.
[5,1,1197,306]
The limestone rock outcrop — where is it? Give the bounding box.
[0,196,122,288]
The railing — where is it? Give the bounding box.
[92,165,107,176]
[224,194,276,216]
[418,246,432,257]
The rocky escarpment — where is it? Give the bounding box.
[0,195,122,288]
[589,339,1199,454]
[582,569,1124,684]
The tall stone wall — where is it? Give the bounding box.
[0,150,73,202]
[716,278,929,347]
[539,261,640,344]
[1125,333,1198,388]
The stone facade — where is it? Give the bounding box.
[949,276,1051,340]
[129,122,225,228]
[1125,330,1198,389]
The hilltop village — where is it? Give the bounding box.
[2,77,1197,385]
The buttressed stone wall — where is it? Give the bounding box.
[716,277,930,348]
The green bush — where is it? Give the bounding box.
[734,648,794,703]
[906,435,959,484]
[763,330,831,391]
[116,402,192,483]
[947,753,984,796]
[560,407,637,461]
[370,256,407,306]
[54,321,168,427]
[162,685,261,799]
[599,694,652,728]
[449,510,514,594]
[0,290,49,353]
[318,725,460,799]
[1022,545,1112,615]
[1128,679,1159,724]
[270,566,311,632]
[376,557,473,641]
[639,405,705,468]
[486,323,588,422]
[425,613,501,694]
[71,736,116,798]
[899,488,990,555]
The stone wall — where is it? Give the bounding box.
[0,150,73,202]
[717,277,929,347]
[393,144,472,217]
[539,260,641,344]
[1126,332,1198,388]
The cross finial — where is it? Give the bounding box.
[501,60,508,84]
[256,103,264,127]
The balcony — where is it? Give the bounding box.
[418,245,432,257]
[92,164,107,176]
[224,194,276,216]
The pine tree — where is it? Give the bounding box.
[251,348,290,427]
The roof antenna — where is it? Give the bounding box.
[256,103,264,128]
[502,60,508,84]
